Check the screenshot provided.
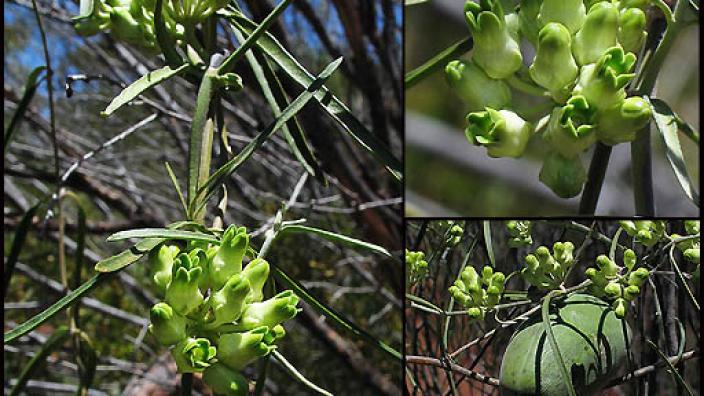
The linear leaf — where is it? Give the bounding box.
[94,238,165,272]
[4,66,46,155]
[236,25,324,183]
[649,98,700,206]
[483,221,495,267]
[106,228,219,243]
[281,224,391,257]
[102,64,188,116]
[405,37,473,88]
[4,204,40,300]
[270,264,401,361]
[194,57,342,209]
[222,10,402,181]
[647,340,694,396]
[4,274,111,343]
[8,326,70,396]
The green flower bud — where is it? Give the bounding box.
[172,337,216,373]
[684,248,700,264]
[148,302,187,346]
[518,0,541,44]
[539,151,587,198]
[586,267,607,287]
[460,266,480,290]
[445,60,511,112]
[617,0,651,9]
[619,220,637,235]
[241,258,270,303]
[553,241,574,266]
[596,255,621,277]
[623,249,637,271]
[537,0,586,34]
[619,8,647,54]
[467,306,484,319]
[482,266,494,286]
[202,363,248,396]
[573,46,636,111]
[604,282,622,298]
[572,2,620,66]
[209,274,250,328]
[237,290,299,330]
[623,285,640,301]
[166,0,229,24]
[491,272,506,289]
[150,244,180,294]
[628,267,650,287]
[621,220,665,246]
[217,327,276,371]
[525,255,540,272]
[684,220,700,235]
[464,0,523,79]
[449,285,472,306]
[529,23,579,102]
[465,108,533,158]
[166,253,204,315]
[109,7,146,43]
[543,96,597,157]
[597,96,652,145]
[209,225,248,290]
[613,298,627,318]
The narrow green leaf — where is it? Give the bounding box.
[609,228,623,261]
[270,264,402,361]
[222,10,402,181]
[194,57,343,210]
[646,340,694,396]
[542,292,577,396]
[4,66,46,155]
[165,161,188,216]
[186,68,217,219]
[106,228,219,243]
[101,64,188,116]
[271,350,333,396]
[405,0,430,4]
[405,37,473,88]
[281,224,391,257]
[483,221,495,267]
[8,326,70,396]
[4,204,40,300]
[217,0,294,74]
[94,238,165,272]
[5,274,111,343]
[236,25,324,183]
[649,98,700,206]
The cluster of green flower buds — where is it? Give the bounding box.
[72,0,229,52]
[449,265,506,319]
[447,225,464,246]
[521,242,574,290]
[505,220,532,247]
[445,0,655,198]
[147,225,299,395]
[619,220,666,247]
[585,249,648,318]
[406,250,428,285]
[672,220,700,281]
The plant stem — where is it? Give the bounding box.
[579,143,612,215]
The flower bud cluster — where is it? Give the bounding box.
[147,225,299,395]
[445,0,655,198]
[585,249,648,318]
[447,225,464,246]
[72,0,229,52]
[449,265,506,319]
[672,220,700,281]
[406,250,428,285]
[505,220,532,247]
[521,242,574,290]
[619,220,665,247]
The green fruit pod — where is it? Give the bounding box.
[499,293,630,395]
